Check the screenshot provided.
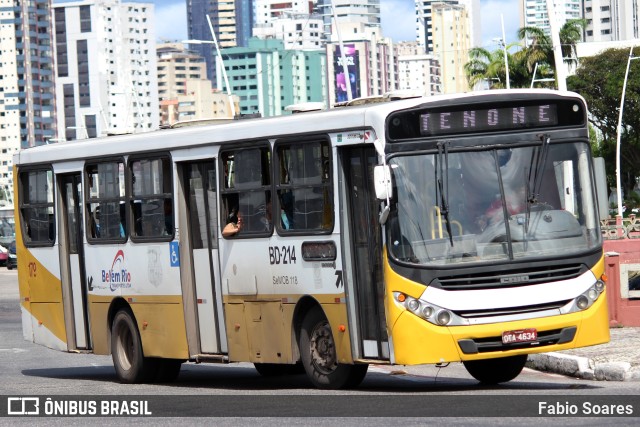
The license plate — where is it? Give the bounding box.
[502,328,537,344]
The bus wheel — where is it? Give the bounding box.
[299,307,368,389]
[254,362,305,377]
[111,309,158,383]
[155,359,183,383]
[463,355,528,384]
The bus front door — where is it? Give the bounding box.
[342,147,389,360]
[178,161,227,355]
[58,173,91,350]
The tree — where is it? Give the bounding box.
[465,19,586,90]
[464,43,532,89]
[567,48,640,198]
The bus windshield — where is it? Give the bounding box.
[387,141,601,266]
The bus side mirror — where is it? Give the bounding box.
[373,165,393,201]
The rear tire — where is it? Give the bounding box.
[463,355,528,384]
[111,309,158,383]
[299,306,368,389]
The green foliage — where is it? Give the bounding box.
[567,48,640,197]
[465,20,586,89]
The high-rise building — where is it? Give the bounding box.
[583,0,639,42]
[0,0,56,156]
[157,43,208,101]
[396,42,441,96]
[156,43,235,126]
[254,0,314,25]
[253,13,324,49]
[53,0,159,140]
[316,0,381,37]
[325,24,397,106]
[187,0,253,83]
[432,2,471,94]
[519,0,582,37]
[0,0,56,194]
[415,0,480,53]
[219,38,326,117]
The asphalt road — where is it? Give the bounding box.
[0,269,639,425]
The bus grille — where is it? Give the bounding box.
[453,300,571,319]
[436,264,585,290]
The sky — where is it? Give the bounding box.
[152,0,521,49]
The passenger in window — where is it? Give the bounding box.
[222,207,243,237]
[280,191,294,230]
[164,199,173,236]
[92,207,101,238]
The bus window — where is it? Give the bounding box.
[220,146,271,236]
[86,161,126,241]
[275,139,333,233]
[129,156,173,240]
[19,169,55,246]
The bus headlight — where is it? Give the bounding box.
[407,299,420,312]
[422,306,434,318]
[576,295,589,310]
[436,310,452,325]
[393,292,465,326]
[595,280,605,293]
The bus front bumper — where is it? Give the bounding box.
[389,289,610,365]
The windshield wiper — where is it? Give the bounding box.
[525,134,551,236]
[437,141,453,246]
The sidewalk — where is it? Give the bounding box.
[527,326,640,381]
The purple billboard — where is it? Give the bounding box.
[334,44,360,102]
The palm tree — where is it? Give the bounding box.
[465,43,531,89]
[517,18,587,73]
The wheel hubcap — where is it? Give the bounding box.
[309,320,337,375]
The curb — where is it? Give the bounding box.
[527,353,638,381]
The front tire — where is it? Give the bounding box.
[463,355,528,384]
[111,308,158,383]
[299,306,368,389]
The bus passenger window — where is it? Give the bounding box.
[86,161,127,242]
[18,169,55,246]
[275,139,333,233]
[129,156,173,240]
[220,146,271,237]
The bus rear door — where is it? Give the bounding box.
[57,173,91,350]
[177,160,227,355]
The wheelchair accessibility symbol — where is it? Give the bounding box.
[170,242,180,267]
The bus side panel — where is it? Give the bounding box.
[16,207,67,351]
[87,297,110,355]
[244,301,293,363]
[28,303,67,351]
[321,302,353,364]
[128,297,189,360]
[83,244,189,359]
[224,300,251,361]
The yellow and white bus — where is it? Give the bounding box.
[15,90,609,388]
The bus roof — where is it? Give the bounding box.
[14,89,582,166]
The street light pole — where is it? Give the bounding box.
[501,14,510,90]
[205,14,232,99]
[546,0,567,91]
[615,46,639,219]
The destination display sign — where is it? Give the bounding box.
[386,97,586,141]
[420,104,558,136]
